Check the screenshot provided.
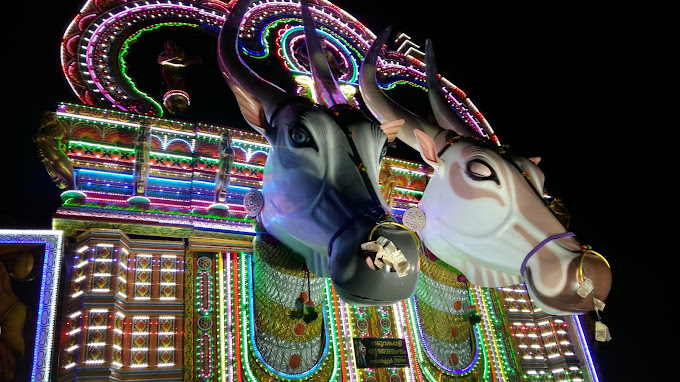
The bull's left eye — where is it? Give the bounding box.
[466,159,499,184]
[380,145,388,159]
[290,127,310,145]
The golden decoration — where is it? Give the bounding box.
[419,253,468,288]
[416,301,471,344]
[254,236,311,276]
[252,288,322,343]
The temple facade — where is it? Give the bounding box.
[1,1,602,381]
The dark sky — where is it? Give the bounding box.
[5,1,650,380]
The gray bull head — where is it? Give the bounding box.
[218,0,420,305]
[359,28,611,315]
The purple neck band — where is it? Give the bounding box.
[520,232,575,277]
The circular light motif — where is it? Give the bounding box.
[243,189,265,217]
[401,207,426,231]
[197,315,213,331]
[289,353,302,369]
[197,256,212,271]
[293,322,306,336]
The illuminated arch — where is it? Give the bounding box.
[166,138,192,154]
[61,2,226,116]
[72,126,102,141]
[104,131,133,145]
[150,136,163,150]
[249,151,268,166]
[60,0,492,138]
[395,175,408,187]
[409,178,426,190]
[195,142,220,158]
[232,146,247,162]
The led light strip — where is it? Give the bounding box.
[0,230,64,382]
[218,253,227,381]
[246,253,332,378]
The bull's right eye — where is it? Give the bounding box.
[466,159,499,184]
[290,127,310,145]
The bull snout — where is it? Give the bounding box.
[329,219,420,306]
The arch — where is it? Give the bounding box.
[104,131,133,145]
[72,126,102,141]
[409,178,426,191]
[166,139,191,154]
[150,136,163,150]
[195,142,220,158]
[232,146,247,162]
[249,151,268,166]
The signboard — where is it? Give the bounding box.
[353,337,409,368]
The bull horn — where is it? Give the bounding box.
[424,39,480,137]
[300,0,347,107]
[218,0,286,121]
[359,27,447,152]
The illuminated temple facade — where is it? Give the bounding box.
[1,1,602,381]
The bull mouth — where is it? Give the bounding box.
[333,288,387,306]
[329,220,421,306]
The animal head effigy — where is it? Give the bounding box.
[218,0,421,306]
[359,28,611,316]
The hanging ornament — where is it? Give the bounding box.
[288,266,319,323]
[448,352,459,365]
[401,207,426,231]
[243,188,264,217]
[293,322,306,336]
[593,295,611,342]
[595,321,612,342]
[577,277,594,298]
[289,353,302,369]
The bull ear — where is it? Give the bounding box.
[229,83,267,136]
[380,119,404,142]
[528,156,541,165]
[414,129,442,172]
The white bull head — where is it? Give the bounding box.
[359,28,611,315]
[218,0,421,306]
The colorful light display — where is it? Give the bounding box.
[0,1,604,381]
[0,230,64,382]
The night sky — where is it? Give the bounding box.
[5,1,651,380]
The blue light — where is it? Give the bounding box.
[149,176,192,185]
[0,230,63,382]
[228,185,252,191]
[78,169,133,179]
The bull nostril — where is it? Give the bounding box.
[362,234,412,276]
[365,254,377,270]
[363,250,398,272]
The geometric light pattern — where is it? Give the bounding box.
[157,316,176,367]
[0,230,64,382]
[134,254,153,299]
[130,316,150,368]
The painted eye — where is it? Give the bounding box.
[466,159,499,184]
[290,127,310,145]
[380,145,388,159]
